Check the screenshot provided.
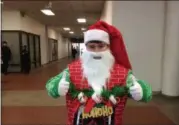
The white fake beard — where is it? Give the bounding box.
[81,49,115,94]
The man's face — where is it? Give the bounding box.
[86,41,109,52]
[23,46,27,50]
[3,43,7,46]
[81,41,114,92]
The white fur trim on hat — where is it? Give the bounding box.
[84,29,109,44]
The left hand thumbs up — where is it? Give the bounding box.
[129,75,143,101]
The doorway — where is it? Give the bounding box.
[26,33,41,68]
[21,32,41,70]
[1,31,21,72]
[48,38,58,62]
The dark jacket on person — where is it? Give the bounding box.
[1,46,11,62]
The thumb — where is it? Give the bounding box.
[61,71,67,81]
[131,75,136,81]
[131,75,138,84]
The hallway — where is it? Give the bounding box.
[2,58,179,125]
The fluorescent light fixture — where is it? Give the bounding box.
[41,9,55,16]
[77,18,86,23]
[81,28,86,31]
[69,31,74,34]
[63,27,70,31]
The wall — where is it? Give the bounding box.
[112,1,165,92]
[2,10,21,30]
[63,38,70,57]
[48,27,58,39]
[100,1,112,24]
[57,35,69,59]
[2,10,69,65]
[67,38,72,57]
[161,1,179,96]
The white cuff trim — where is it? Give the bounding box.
[78,92,86,103]
[92,93,102,103]
[78,92,84,100]
[109,95,117,105]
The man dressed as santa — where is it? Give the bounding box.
[46,21,152,125]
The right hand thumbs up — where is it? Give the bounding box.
[58,71,70,96]
[61,71,67,82]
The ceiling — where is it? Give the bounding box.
[2,0,105,38]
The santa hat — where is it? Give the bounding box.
[84,21,132,69]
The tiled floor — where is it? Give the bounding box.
[152,95,179,124]
[2,57,179,125]
[2,58,72,91]
[2,106,175,125]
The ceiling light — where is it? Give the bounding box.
[41,9,55,16]
[69,31,74,34]
[77,18,86,23]
[81,28,86,31]
[63,27,70,31]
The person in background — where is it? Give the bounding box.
[1,41,12,75]
[52,45,57,61]
[1,56,3,74]
[76,46,80,58]
[72,47,77,59]
[21,45,31,74]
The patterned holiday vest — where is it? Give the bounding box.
[66,60,129,125]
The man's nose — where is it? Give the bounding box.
[93,47,100,52]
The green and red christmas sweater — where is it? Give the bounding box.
[46,60,152,125]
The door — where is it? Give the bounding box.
[52,41,58,61]
[1,31,21,72]
[48,38,58,62]
[28,34,35,69]
[34,35,41,67]
[21,32,28,47]
[49,39,53,62]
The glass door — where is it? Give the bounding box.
[28,34,35,69]
[34,35,41,67]
[48,38,58,62]
[21,32,28,47]
[1,31,21,72]
[52,41,58,61]
[48,38,53,62]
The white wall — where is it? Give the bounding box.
[100,1,112,24]
[48,27,58,39]
[57,35,69,59]
[2,10,21,30]
[64,38,70,57]
[112,1,165,91]
[68,39,72,57]
[161,1,179,96]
